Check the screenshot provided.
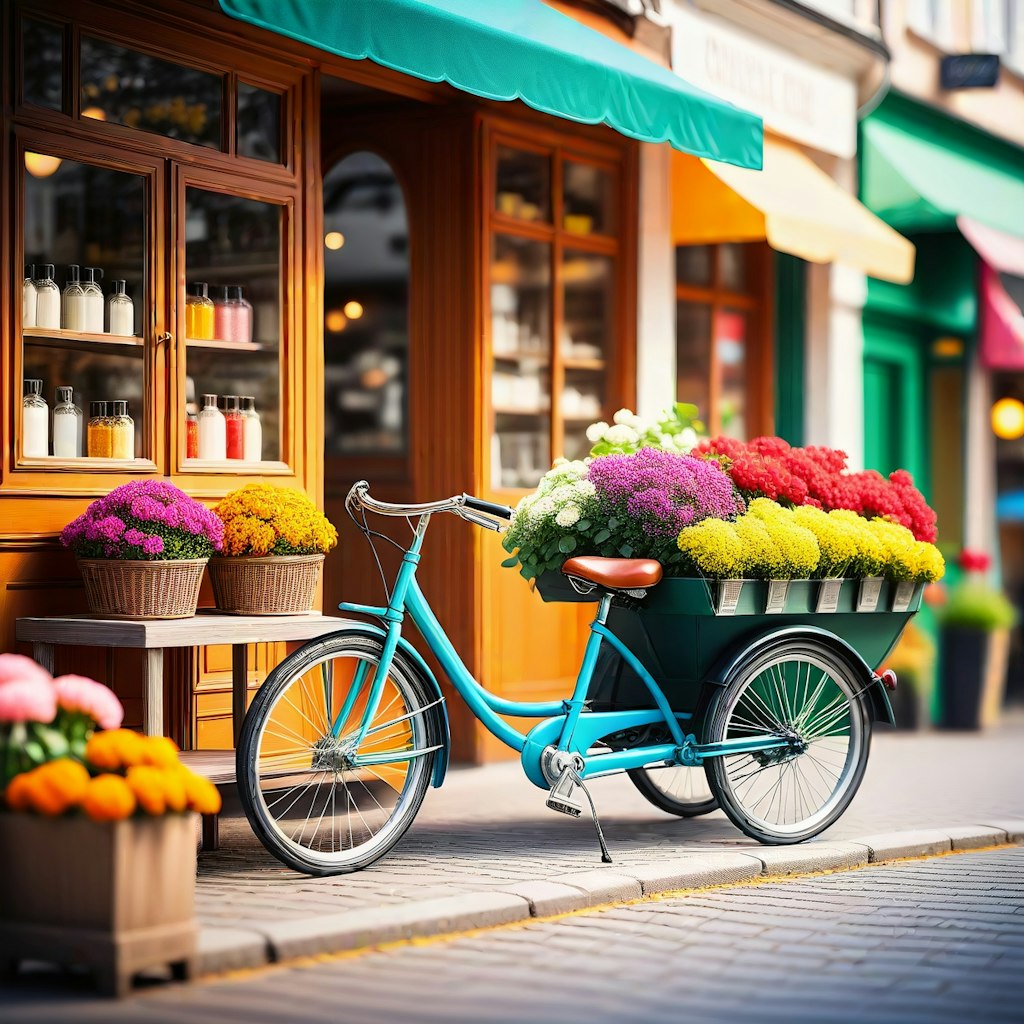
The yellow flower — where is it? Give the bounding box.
[215,485,338,557]
[793,506,857,577]
[677,519,745,578]
[82,774,137,822]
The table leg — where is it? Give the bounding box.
[31,643,55,674]
[232,644,248,746]
[143,648,164,736]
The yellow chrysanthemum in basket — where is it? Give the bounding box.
[214,484,339,557]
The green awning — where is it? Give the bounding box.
[218,0,762,169]
[862,117,1024,237]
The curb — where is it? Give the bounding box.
[196,820,1024,977]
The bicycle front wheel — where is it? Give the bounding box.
[704,639,872,845]
[237,633,438,875]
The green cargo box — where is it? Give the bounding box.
[536,573,920,714]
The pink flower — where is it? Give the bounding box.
[52,674,124,729]
[0,678,57,723]
[0,653,52,686]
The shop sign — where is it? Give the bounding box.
[940,54,1000,90]
[671,6,858,159]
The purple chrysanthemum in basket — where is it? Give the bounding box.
[588,448,744,539]
[60,480,223,560]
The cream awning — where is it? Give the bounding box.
[672,137,915,284]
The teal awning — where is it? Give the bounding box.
[218,0,762,168]
[862,117,1024,238]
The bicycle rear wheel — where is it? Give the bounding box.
[627,766,719,817]
[704,639,871,845]
[237,633,438,876]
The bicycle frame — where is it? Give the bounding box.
[339,513,793,790]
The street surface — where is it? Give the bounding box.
[4,846,1023,1023]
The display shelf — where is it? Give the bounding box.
[185,337,271,352]
[492,349,550,363]
[562,357,605,371]
[493,405,549,417]
[23,328,143,357]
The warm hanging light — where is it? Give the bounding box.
[324,231,345,250]
[992,397,1024,440]
[24,152,62,178]
[325,310,348,333]
[81,105,107,121]
[343,301,364,320]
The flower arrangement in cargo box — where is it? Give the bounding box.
[0,654,220,818]
[501,448,744,580]
[60,480,223,560]
[214,484,338,557]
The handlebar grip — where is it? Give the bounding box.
[462,494,514,520]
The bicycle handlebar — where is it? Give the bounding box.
[346,481,514,526]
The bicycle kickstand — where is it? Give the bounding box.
[546,765,613,864]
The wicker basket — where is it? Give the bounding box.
[208,554,324,615]
[77,558,207,620]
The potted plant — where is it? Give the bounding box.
[936,551,1017,730]
[0,654,220,996]
[60,481,224,619]
[209,484,339,614]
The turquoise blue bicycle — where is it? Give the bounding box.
[237,481,905,876]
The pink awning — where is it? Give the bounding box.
[959,216,1024,277]
[979,263,1024,371]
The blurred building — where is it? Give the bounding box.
[857,2,1024,702]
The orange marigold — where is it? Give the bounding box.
[141,735,181,770]
[29,759,91,815]
[4,771,34,811]
[82,773,136,822]
[180,768,222,815]
[85,728,147,771]
[162,768,188,813]
[126,765,167,815]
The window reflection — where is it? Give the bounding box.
[23,18,63,111]
[323,152,409,456]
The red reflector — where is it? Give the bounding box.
[880,669,898,691]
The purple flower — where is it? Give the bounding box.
[123,528,145,546]
[589,448,743,538]
[142,535,164,555]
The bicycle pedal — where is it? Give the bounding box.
[546,767,583,817]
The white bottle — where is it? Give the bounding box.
[52,386,82,458]
[241,396,262,461]
[63,265,86,332]
[23,265,37,328]
[23,379,49,458]
[197,393,226,460]
[107,280,134,336]
[34,265,60,330]
[83,267,104,333]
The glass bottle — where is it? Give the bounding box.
[107,280,135,336]
[242,396,262,462]
[34,265,61,330]
[197,393,226,459]
[229,286,253,344]
[211,285,233,342]
[23,265,37,329]
[110,399,135,460]
[22,379,49,458]
[185,282,215,340]
[225,395,244,459]
[83,267,104,333]
[52,386,82,458]
[186,410,199,459]
[87,401,112,458]
[63,265,86,332]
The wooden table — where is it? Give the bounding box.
[15,612,350,743]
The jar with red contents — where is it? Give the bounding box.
[225,395,244,459]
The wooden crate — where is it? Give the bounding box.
[0,813,198,997]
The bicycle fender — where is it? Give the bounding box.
[325,622,451,787]
[703,624,895,726]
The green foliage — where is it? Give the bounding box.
[938,581,1018,632]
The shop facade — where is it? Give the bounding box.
[1,0,760,762]
[653,0,913,456]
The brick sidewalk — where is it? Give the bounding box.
[193,717,1024,957]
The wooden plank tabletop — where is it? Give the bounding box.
[15,612,353,648]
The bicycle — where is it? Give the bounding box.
[237,481,903,876]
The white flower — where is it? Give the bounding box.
[605,424,638,446]
[612,408,635,426]
[529,497,556,520]
[550,485,575,502]
[585,421,609,443]
[555,504,581,527]
[552,457,569,468]
[678,427,698,450]
[574,480,596,498]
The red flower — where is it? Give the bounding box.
[959,549,991,573]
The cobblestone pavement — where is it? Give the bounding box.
[5,846,1024,1022]
[190,718,1024,929]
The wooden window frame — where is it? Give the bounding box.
[675,242,774,439]
[481,115,636,496]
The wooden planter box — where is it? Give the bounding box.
[0,813,199,997]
